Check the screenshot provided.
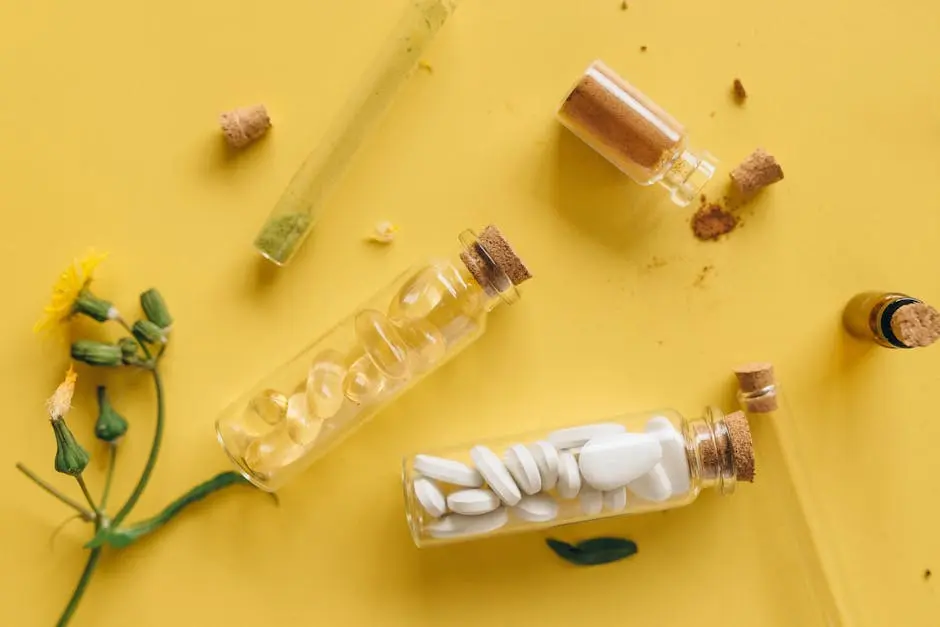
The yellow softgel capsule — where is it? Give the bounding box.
[354,309,409,380]
[305,350,347,420]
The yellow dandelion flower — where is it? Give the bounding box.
[34,251,113,334]
[46,365,78,420]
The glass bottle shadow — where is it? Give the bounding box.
[549,126,673,255]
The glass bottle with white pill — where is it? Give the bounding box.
[402,407,754,546]
[217,225,532,491]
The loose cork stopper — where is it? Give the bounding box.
[733,361,778,413]
[460,225,531,295]
[723,411,755,482]
[890,302,940,348]
[219,104,271,149]
[729,148,784,197]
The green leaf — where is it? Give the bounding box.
[546,536,638,566]
[86,471,272,549]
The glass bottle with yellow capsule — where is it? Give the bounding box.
[216,225,532,491]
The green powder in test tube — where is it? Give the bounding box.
[254,0,461,266]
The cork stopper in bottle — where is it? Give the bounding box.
[220,104,271,149]
[460,225,532,296]
[723,411,755,483]
[733,361,779,413]
[889,302,940,348]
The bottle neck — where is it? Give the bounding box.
[658,148,717,207]
[458,229,520,311]
[685,407,738,496]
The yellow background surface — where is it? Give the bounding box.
[1,0,937,624]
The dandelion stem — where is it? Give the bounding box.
[15,463,93,522]
[56,543,102,626]
[110,368,164,527]
[74,475,99,517]
[99,445,117,511]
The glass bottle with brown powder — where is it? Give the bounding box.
[557,60,716,207]
[843,291,940,349]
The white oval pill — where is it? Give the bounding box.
[579,487,603,515]
[427,507,508,539]
[512,495,559,522]
[603,487,628,512]
[556,451,582,499]
[470,446,522,506]
[414,476,447,518]
[547,423,627,450]
[414,454,484,488]
[530,441,560,491]
[645,417,691,496]
[447,488,501,516]
[627,463,673,502]
[503,444,542,495]
[578,432,662,491]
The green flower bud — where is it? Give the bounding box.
[71,340,123,367]
[73,289,116,323]
[132,319,167,345]
[140,288,173,330]
[118,337,139,359]
[94,386,128,443]
[52,418,90,476]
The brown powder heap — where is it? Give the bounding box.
[723,411,755,482]
[730,148,784,197]
[558,61,684,178]
[732,78,747,103]
[219,104,271,149]
[460,225,532,296]
[733,361,779,413]
[692,203,738,241]
[890,302,940,348]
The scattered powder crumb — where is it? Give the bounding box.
[621,1,628,10]
[730,148,784,197]
[925,569,932,581]
[692,204,738,241]
[693,264,715,287]
[732,78,747,104]
[644,256,668,271]
[640,45,648,52]
[657,340,664,346]
[367,221,398,244]
[709,111,716,118]
[418,60,433,73]
[219,104,271,149]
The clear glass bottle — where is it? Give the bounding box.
[253,0,461,266]
[402,406,754,547]
[842,291,940,349]
[556,60,717,207]
[218,225,531,491]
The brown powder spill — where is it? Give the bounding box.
[730,148,784,197]
[219,104,271,149]
[733,361,779,413]
[692,203,738,241]
[621,1,628,9]
[639,45,647,52]
[732,79,747,104]
[644,256,668,271]
[890,302,940,348]
[693,265,714,288]
[724,411,755,482]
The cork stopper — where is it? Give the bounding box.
[459,225,532,296]
[220,104,271,149]
[733,361,779,413]
[729,148,784,197]
[890,302,940,348]
[723,411,755,483]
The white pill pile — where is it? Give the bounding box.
[413,417,692,540]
